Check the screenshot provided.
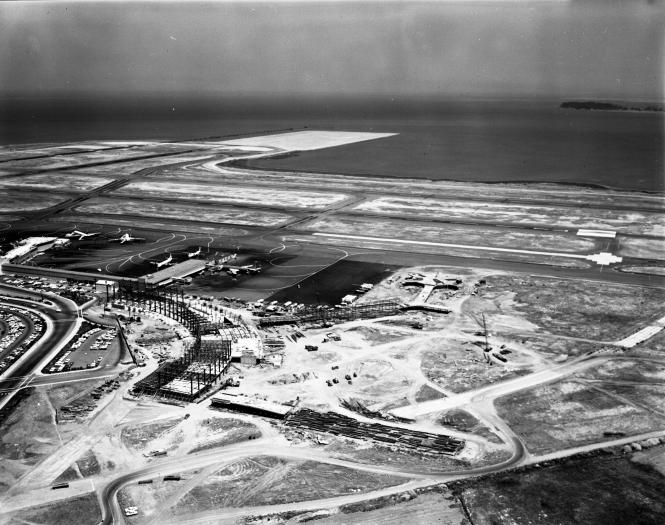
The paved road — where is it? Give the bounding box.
[99,435,526,525]
[0,284,79,408]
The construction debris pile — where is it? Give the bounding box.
[58,378,121,421]
[285,409,464,456]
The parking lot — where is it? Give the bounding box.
[45,321,119,373]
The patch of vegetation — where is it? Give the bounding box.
[76,449,101,477]
[451,455,665,525]
[53,465,80,484]
[436,409,504,444]
[415,384,446,403]
[496,381,663,454]
[8,492,101,525]
[482,275,665,340]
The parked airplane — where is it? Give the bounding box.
[224,263,261,275]
[110,233,145,244]
[65,230,100,240]
[151,254,173,268]
[187,248,202,258]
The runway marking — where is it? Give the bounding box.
[312,232,623,266]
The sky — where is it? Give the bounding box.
[0,0,663,101]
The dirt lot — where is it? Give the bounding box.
[478,274,665,341]
[121,456,406,522]
[74,197,294,227]
[452,454,665,525]
[121,416,186,451]
[421,344,532,394]
[326,438,510,475]
[496,379,663,454]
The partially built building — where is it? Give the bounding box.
[132,337,232,402]
[257,298,404,327]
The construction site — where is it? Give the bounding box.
[132,337,232,402]
[0,128,664,525]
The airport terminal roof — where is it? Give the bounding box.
[141,259,206,286]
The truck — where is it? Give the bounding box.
[305,345,318,352]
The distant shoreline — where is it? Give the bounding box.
[561,101,664,113]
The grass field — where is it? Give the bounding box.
[0,387,60,493]
[2,492,101,525]
[453,455,665,525]
[0,173,115,192]
[73,198,294,227]
[353,196,665,236]
[479,275,665,340]
[301,215,597,253]
[114,180,349,210]
[0,191,67,212]
[496,380,663,454]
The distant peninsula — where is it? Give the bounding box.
[561,101,663,112]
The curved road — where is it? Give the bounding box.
[0,283,80,408]
[99,435,526,525]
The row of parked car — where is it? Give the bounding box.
[0,306,45,375]
[47,323,117,373]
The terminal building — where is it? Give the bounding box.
[139,259,207,288]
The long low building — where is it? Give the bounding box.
[140,259,207,288]
[211,393,293,419]
[0,262,138,284]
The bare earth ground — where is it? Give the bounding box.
[118,457,407,523]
